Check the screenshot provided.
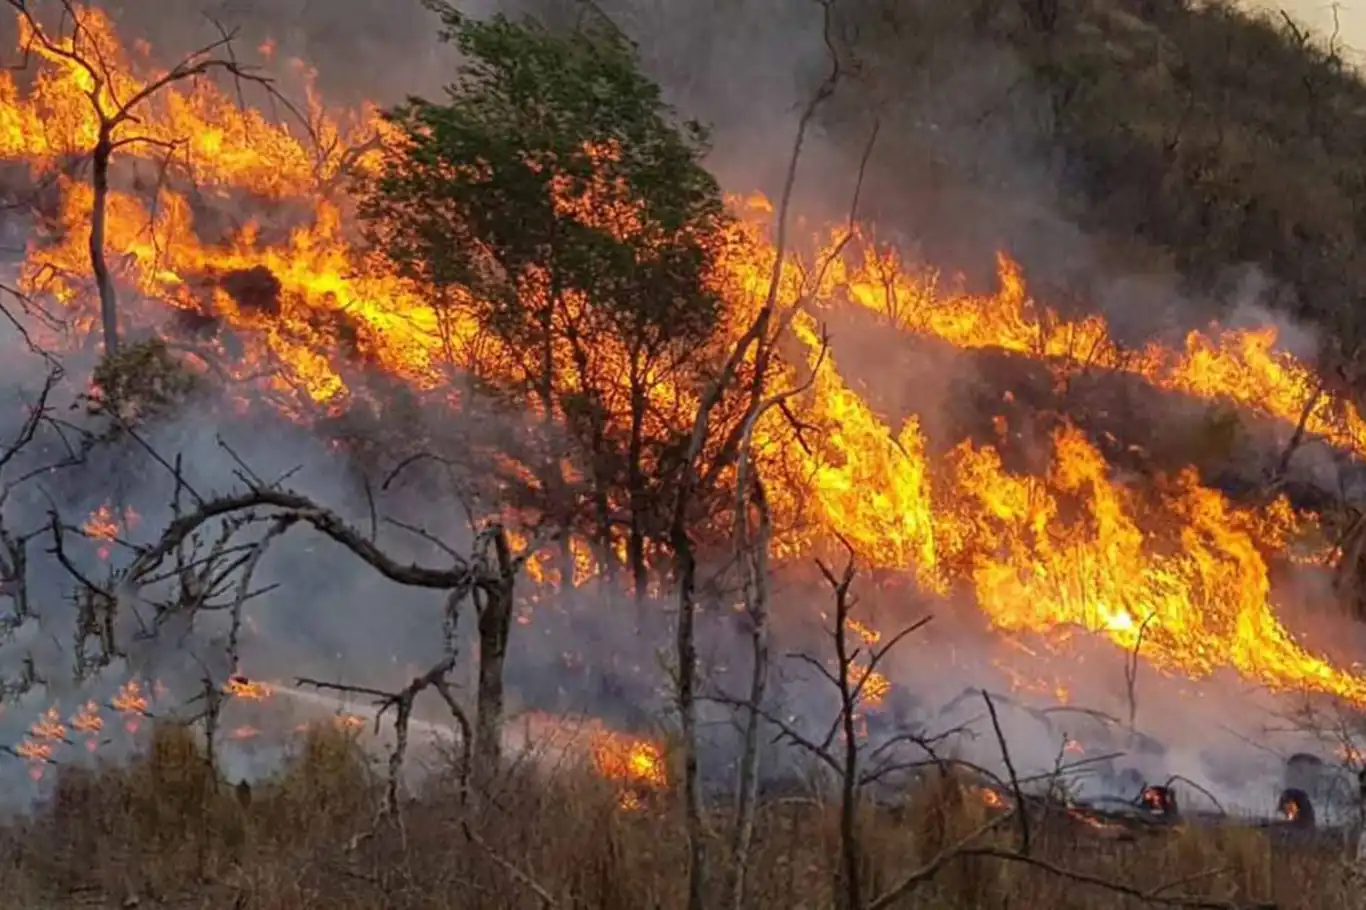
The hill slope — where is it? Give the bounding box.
[822,0,1366,364]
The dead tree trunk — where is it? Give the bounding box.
[670,499,706,910]
[91,130,119,356]
[474,527,516,772]
[627,379,649,606]
[829,560,863,910]
[729,478,772,910]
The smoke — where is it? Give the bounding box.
[0,0,1360,829]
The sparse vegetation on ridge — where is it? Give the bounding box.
[830,0,1366,352]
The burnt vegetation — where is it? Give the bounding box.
[4,0,1366,909]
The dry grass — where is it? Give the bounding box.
[0,722,1361,909]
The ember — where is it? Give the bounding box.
[1277,788,1316,828]
[1139,785,1179,820]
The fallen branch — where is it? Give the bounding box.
[460,818,559,908]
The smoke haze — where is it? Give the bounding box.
[0,0,1359,826]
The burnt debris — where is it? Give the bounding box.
[1276,787,1316,828]
[169,306,220,339]
[220,265,282,316]
[1139,784,1179,820]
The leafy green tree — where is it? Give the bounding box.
[360,2,733,598]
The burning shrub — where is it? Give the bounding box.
[88,336,199,426]
[359,5,741,596]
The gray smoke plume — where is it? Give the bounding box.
[0,0,1357,828]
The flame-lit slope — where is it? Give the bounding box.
[775,314,1366,704]
[0,10,372,194]
[825,242,1366,459]
[1,6,1364,712]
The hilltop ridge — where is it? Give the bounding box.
[816,0,1366,365]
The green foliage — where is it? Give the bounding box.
[360,4,730,368]
[359,5,737,563]
[88,336,198,426]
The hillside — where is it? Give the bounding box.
[815,0,1366,367]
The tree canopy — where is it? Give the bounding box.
[359,2,738,592]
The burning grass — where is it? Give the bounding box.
[0,722,1358,910]
[0,3,1364,714]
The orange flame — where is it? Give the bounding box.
[69,700,102,751]
[590,729,667,807]
[82,502,139,560]
[111,678,150,733]
[976,786,1005,808]
[0,6,1362,739]
[15,705,67,777]
[224,676,273,700]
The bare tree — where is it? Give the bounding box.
[665,2,851,903]
[299,651,472,818]
[709,542,933,910]
[1124,611,1158,732]
[6,0,312,355]
[43,458,534,790]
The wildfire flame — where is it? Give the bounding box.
[81,501,138,559]
[69,700,102,751]
[16,705,67,778]
[111,678,150,734]
[590,728,667,807]
[0,4,1364,785]
[224,675,274,701]
[975,785,1006,809]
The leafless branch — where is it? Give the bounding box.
[1125,611,1159,731]
[866,809,1014,910]
[956,848,1274,910]
[460,818,560,908]
[297,652,464,817]
[982,690,1031,854]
